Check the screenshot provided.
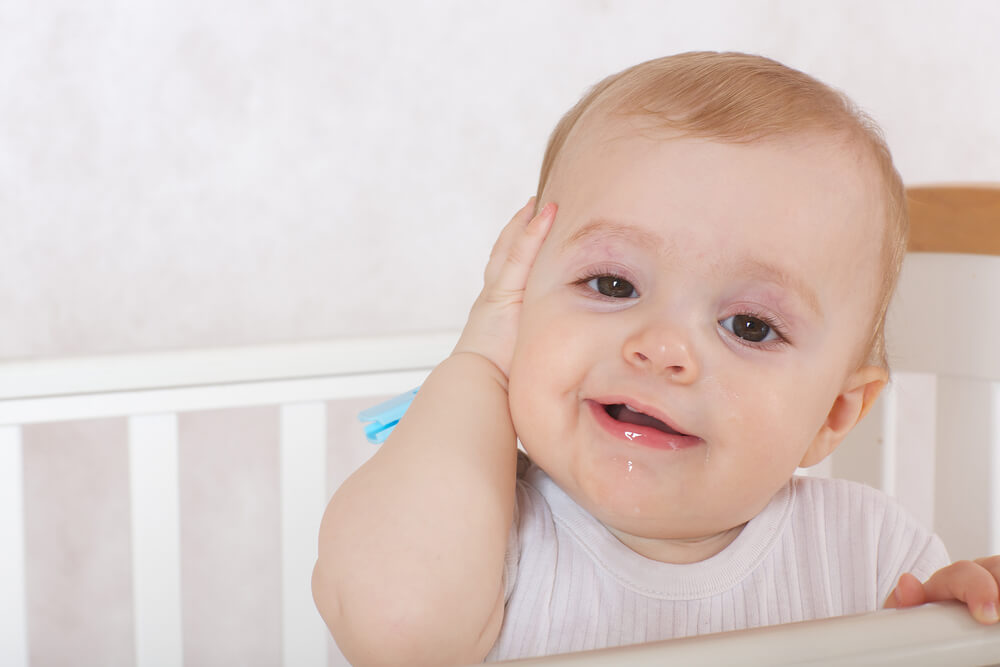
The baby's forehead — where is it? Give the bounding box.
[554,113,885,223]
[543,118,889,291]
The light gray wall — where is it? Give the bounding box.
[4,0,999,360]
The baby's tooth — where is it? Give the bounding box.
[624,404,641,413]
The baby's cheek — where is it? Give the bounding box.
[743,379,833,465]
[508,345,559,457]
[507,353,536,432]
[507,379,543,462]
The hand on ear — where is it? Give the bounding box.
[799,366,887,468]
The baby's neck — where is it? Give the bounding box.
[606,523,746,564]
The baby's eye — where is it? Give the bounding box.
[720,314,778,343]
[587,275,638,299]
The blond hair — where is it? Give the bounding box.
[536,52,907,368]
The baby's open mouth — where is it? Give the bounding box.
[603,403,684,436]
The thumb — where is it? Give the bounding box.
[884,572,927,609]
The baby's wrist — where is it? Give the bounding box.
[446,349,511,392]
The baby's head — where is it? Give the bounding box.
[537,51,907,368]
[507,52,907,558]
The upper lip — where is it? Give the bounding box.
[589,395,696,438]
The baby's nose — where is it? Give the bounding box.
[622,323,700,383]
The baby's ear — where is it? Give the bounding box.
[799,366,888,468]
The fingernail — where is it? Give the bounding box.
[529,202,550,220]
[979,602,999,623]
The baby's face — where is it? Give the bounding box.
[508,117,886,553]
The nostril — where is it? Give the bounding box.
[623,331,698,382]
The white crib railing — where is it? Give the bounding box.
[0,333,455,667]
[1,251,999,666]
[504,601,1000,666]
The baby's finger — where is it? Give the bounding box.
[974,555,1000,577]
[974,555,1000,620]
[488,202,556,296]
[921,560,1000,624]
[883,572,926,609]
[484,197,538,284]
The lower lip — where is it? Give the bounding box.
[586,400,703,451]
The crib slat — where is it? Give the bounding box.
[129,415,183,667]
[880,372,937,529]
[880,382,899,498]
[930,377,993,560]
[992,382,1000,555]
[280,403,329,667]
[0,426,28,667]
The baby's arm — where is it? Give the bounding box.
[312,199,555,666]
[885,556,1000,624]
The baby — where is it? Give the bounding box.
[313,52,1000,665]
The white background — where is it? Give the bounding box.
[3,0,999,360]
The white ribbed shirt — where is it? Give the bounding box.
[486,461,949,661]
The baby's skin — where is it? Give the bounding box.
[313,128,1000,666]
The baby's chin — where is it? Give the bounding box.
[545,464,747,558]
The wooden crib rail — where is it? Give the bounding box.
[907,184,1000,255]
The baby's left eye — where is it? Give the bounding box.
[720,314,779,343]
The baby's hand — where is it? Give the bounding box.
[452,197,556,377]
[884,556,1000,624]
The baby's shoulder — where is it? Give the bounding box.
[790,473,882,496]
[788,474,920,533]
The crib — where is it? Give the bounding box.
[1,186,999,666]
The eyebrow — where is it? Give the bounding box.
[560,218,665,254]
[730,257,821,316]
[560,218,822,316]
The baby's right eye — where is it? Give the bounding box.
[586,275,638,299]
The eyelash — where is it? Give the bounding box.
[719,308,791,350]
[574,266,640,299]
